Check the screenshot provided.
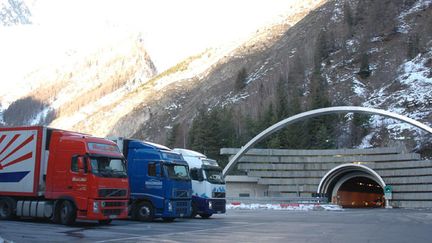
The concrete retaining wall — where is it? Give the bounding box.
[222,147,432,208]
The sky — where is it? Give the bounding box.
[28,0,298,70]
[0,0,309,105]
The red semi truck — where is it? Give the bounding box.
[0,126,129,225]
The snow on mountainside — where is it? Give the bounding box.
[0,0,32,26]
[1,34,157,128]
[1,0,431,153]
[123,0,432,150]
[0,0,327,137]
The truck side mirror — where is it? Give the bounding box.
[77,157,85,174]
[197,168,204,182]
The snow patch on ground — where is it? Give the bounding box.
[361,48,432,146]
[352,78,367,97]
[221,91,250,107]
[246,58,272,85]
[364,49,432,119]
[227,203,343,211]
[357,131,376,149]
[165,103,181,111]
[398,0,432,33]
[345,39,359,54]
[330,1,343,22]
[399,53,432,86]
[29,107,52,125]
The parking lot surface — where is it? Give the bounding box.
[1,208,432,242]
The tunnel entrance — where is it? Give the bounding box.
[335,177,384,208]
[318,164,387,208]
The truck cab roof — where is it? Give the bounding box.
[173,148,206,158]
[120,139,186,165]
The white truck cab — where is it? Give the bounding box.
[173,148,226,218]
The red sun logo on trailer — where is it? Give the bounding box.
[0,133,34,182]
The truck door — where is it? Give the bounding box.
[145,162,163,193]
[70,156,89,206]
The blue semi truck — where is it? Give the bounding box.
[109,137,192,222]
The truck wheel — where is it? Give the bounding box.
[59,201,77,225]
[98,219,112,225]
[199,213,212,219]
[162,217,175,222]
[0,198,14,220]
[190,203,198,218]
[134,201,154,222]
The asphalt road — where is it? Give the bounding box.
[1,208,432,243]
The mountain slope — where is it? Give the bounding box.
[1,34,157,129]
[1,0,431,155]
[114,0,432,150]
[0,0,32,26]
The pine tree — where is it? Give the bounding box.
[351,113,371,147]
[358,52,371,79]
[166,123,180,148]
[235,68,248,91]
[276,76,289,120]
[284,89,307,149]
[344,1,354,28]
[188,107,208,153]
[407,34,420,59]
[305,38,335,149]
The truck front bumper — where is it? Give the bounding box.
[160,199,191,218]
[193,197,226,214]
[81,199,129,220]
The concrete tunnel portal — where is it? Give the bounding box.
[317,164,387,208]
[222,106,432,208]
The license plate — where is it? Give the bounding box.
[109,215,117,219]
[180,214,184,217]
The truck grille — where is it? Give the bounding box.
[212,192,225,198]
[102,209,123,216]
[211,199,226,212]
[99,189,127,198]
[176,201,189,207]
[174,190,189,198]
[174,200,190,216]
[102,201,127,207]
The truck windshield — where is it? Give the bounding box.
[164,164,190,180]
[204,169,225,184]
[90,157,127,178]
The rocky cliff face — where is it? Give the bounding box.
[118,0,432,151]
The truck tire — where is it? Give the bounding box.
[199,213,212,219]
[134,201,154,222]
[98,219,112,225]
[0,198,15,220]
[190,203,198,218]
[59,201,77,225]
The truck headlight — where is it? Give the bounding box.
[93,201,100,213]
[168,201,173,212]
[208,201,213,210]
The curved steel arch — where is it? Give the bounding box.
[222,106,432,176]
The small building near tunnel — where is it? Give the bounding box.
[222,146,432,208]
